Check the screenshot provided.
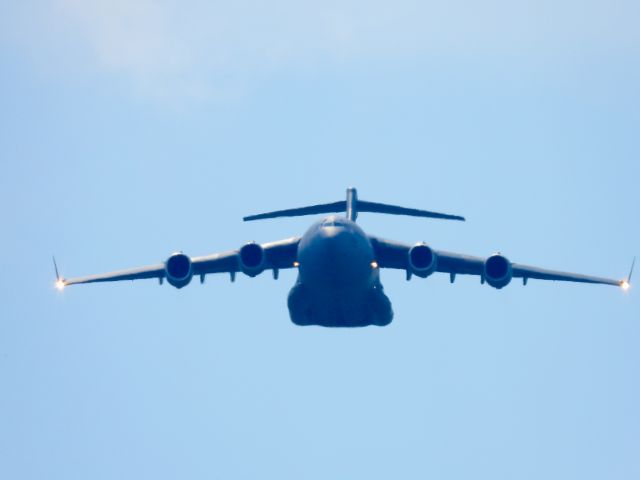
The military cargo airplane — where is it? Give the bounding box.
[54,188,633,327]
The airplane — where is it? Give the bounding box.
[54,188,634,327]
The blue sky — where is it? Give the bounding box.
[1,1,638,479]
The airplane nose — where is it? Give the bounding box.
[319,225,344,240]
[316,226,355,254]
[298,223,375,291]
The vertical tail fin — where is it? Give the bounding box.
[346,187,358,221]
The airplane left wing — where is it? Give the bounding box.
[57,237,301,288]
[370,236,630,289]
[61,263,165,286]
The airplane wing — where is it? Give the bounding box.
[370,236,631,289]
[57,237,301,288]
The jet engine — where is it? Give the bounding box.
[483,254,513,289]
[239,242,266,277]
[165,252,193,288]
[407,243,438,278]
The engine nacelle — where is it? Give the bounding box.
[483,254,513,289]
[165,252,193,289]
[239,242,266,277]
[407,243,438,278]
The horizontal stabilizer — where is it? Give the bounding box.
[243,201,346,221]
[243,188,465,223]
[357,200,465,221]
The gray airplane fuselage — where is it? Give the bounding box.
[288,215,393,327]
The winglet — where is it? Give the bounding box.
[53,256,65,290]
[621,256,634,291]
[53,255,60,280]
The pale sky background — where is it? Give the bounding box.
[1,1,639,479]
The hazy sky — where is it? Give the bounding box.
[1,1,638,479]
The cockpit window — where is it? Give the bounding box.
[322,218,344,227]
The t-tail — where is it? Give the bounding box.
[243,188,465,223]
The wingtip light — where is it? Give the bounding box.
[621,280,630,291]
[55,279,66,291]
